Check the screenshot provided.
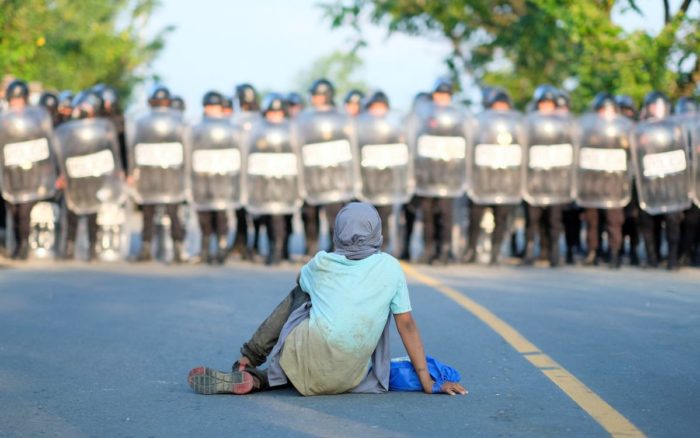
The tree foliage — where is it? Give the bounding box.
[321,0,699,111]
[294,50,370,102]
[0,0,172,101]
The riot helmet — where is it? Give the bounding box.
[148,84,171,108]
[39,91,59,113]
[364,90,390,116]
[483,87,512,110]
[286,92,305,118]
[235,83,260,112]
[555,89,570,113]
[675,96,698,115]
[71,90,103,119]
[222,96,233,116]
[615,95,637,120]
[202,90,224,117]
[262,93,288,122]
[57,91,74,117]
[170,96,185,111]
[533,84,558,113]
[202,90,224,107]
[642,91,671,120]
[344,89,364,116]
[93,84,119,114]
[592,92,618,116]
[5,79,29,107]
[431,77,453,106]
[308,78,335,108]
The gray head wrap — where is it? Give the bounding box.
[333,202,383,260]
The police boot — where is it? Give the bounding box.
[15,240,29,261]
[583,250,597,266]
[667,242,680,271]
[522,242,536,266]
[461,246,477,264]
[136,241,152,262]
[87,242,98,262]
[609,252,621,269]
[173,241,185,264]
[549,243,560,268]
[195,235,210,264]
[216,236,228,265]
[490,239,503,266]
[418,242,435,264]
[305,238,318,260]
[645,250,659,268]
[435,247,450,266]
[266,242,283,266]
[63,240,76,260]
[565,248,575,265]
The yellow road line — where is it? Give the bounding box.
[401,262,645,438]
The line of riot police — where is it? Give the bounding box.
[1,77,698,270]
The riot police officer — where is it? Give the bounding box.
[129,85,187,263]
[245,94,301,264]
[297,78,355,257]
[190,90,241,264]
[55,91,124,261]
[616,94,641,265]
[56,91,74,126]
[577,93,632,268]
[354,90,411,253]
[222,97,234,118]
[412,78,469,264]
[633,91,690,270]
[230,83,262,260]
[464,87,524,265]
[400,91,432,261]
[171,96,186,113]
[93,84,127,172]
[286,92,305,119]
[0,79,58,260]
[38,92,60,126]
[522,85,574,267]
[344,89,364,117]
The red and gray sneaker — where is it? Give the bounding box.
[187,367,255,395]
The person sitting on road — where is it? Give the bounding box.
[188,202,467,396]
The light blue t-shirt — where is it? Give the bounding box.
[299,251,412,354]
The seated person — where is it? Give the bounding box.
[188,202,467,396]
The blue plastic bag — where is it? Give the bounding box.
[389,356,461,393]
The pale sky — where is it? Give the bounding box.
[141,0,696,116]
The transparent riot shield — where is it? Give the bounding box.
[523,112,575,205]
[631,118,691,214]
[574,113,634,209]
[55,118,123,215]
[355,111,412,206]
[412,102,469,197]
[468,109,525,205]
[296,108,356,205]
[0,106,57,203]
[128,108,187,205]
[244,119,301,215]
[189,117,242,211]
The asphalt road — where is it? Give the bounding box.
[0,259,698,437]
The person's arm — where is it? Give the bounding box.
[394,311,467,395]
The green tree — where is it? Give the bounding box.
[294,49,370,102]
[322,0,699,111]
[0,0,172,101]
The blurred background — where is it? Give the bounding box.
[1,0,698,114]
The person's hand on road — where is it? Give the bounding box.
[440,381,467,395]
